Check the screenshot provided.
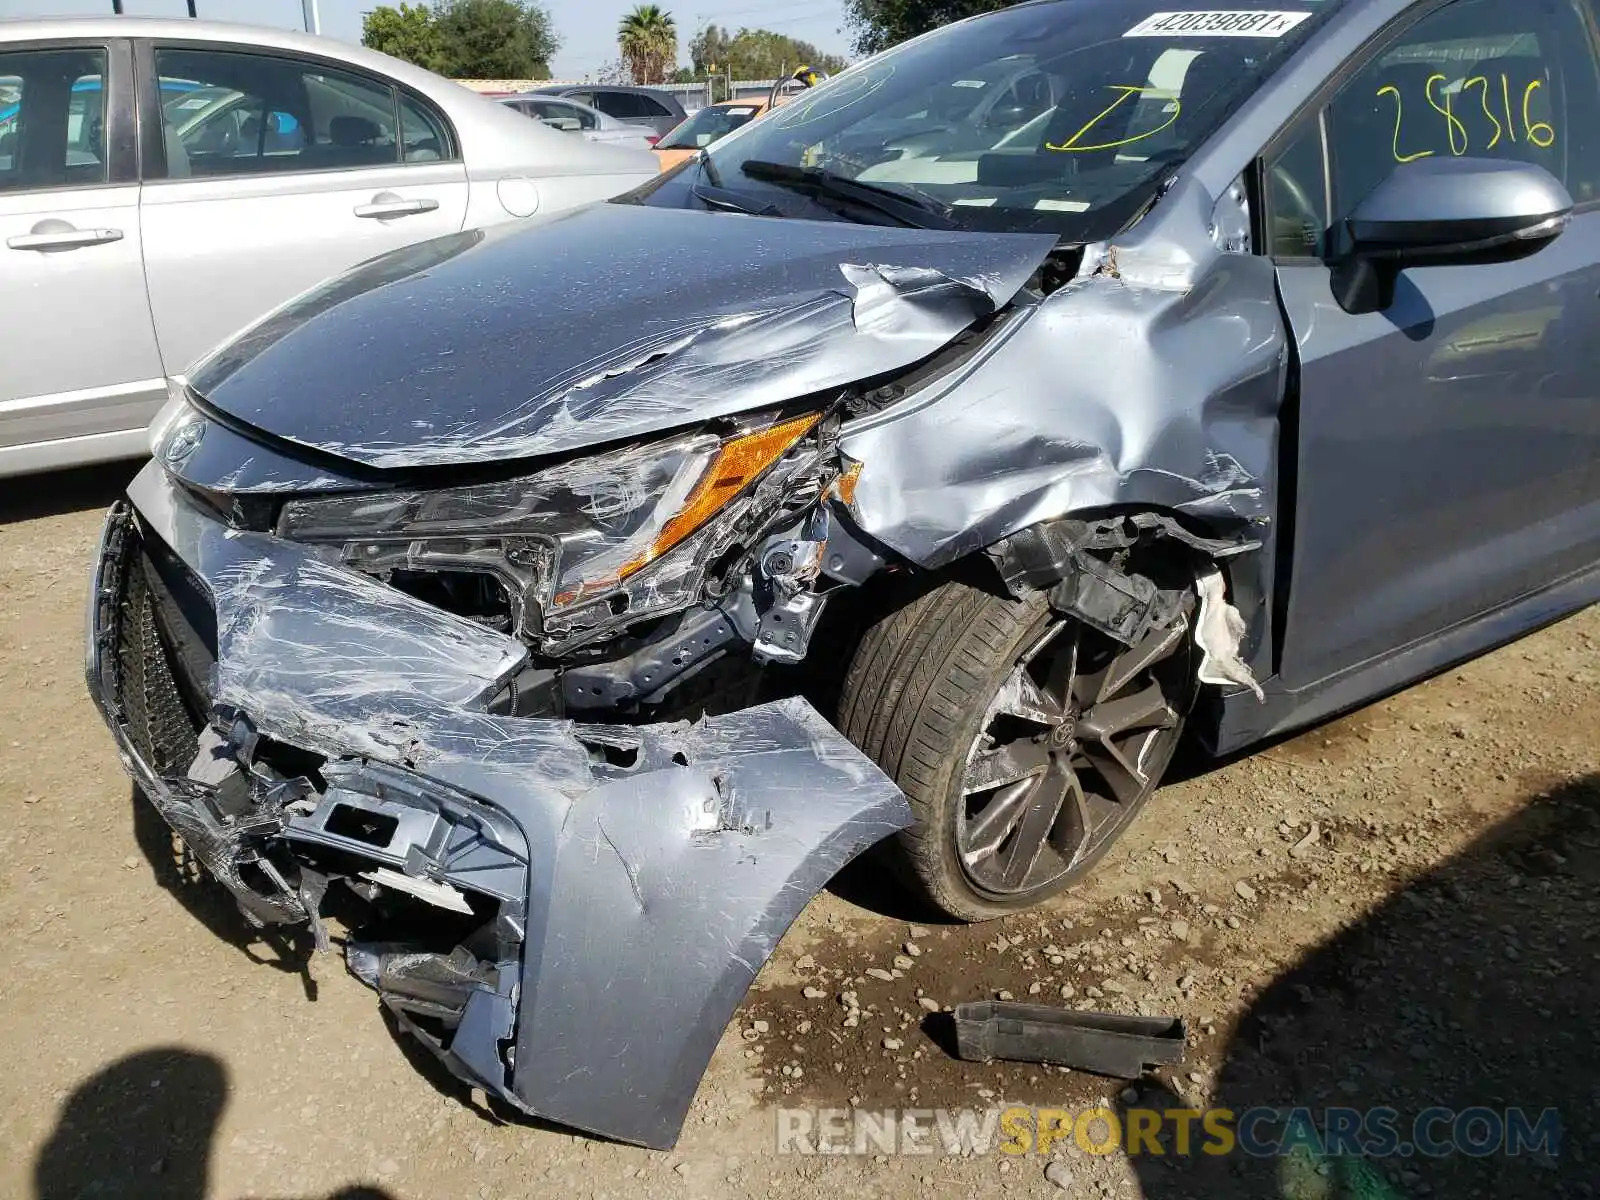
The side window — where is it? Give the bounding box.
[399,91,451,161]
[529,100,590,131]
[1265,116,1330,259]
[0,48,109,193]
[159,50,300,177]
[302,65,398,165]
[594,91,641,119]
[639,94,673,118]
[1323,0,1600,215]
[156,48,415,177]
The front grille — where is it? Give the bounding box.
[110,523,207,777]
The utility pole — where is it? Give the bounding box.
[111,1,123,13]
[186,1,198,15]
[302,0,322,35]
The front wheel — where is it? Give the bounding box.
[838,576,1195,922]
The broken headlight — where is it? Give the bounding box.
[277,413,822,647]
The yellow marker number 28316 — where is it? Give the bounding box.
[1379,70,1556,165]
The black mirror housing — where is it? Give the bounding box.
[1331,157,1573,314]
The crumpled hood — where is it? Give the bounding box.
[188,203,1057,470]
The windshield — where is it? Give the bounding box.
[700,0,1336,237]
[657,103,765,150]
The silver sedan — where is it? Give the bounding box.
[497,94,656,152]
[0,17,656,478]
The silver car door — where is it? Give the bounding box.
[137,42,468,377]
[0,38,164,476]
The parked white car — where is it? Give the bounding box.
[0,17,656,477]
[497,94,655,152]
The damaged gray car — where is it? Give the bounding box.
[88,0,1600,1151]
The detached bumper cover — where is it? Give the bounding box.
[87,464,910,1149]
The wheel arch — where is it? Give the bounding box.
[969,503,1270,748]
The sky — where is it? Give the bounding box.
[0,0,852,78]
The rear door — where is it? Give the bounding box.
[0,38,165,472]
[1268,0,1600,689]
[136,41,468,377]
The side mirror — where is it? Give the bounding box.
[1330,157,1572,314]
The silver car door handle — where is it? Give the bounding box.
[7,227,124,250]
[353,198,440,218]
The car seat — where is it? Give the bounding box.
[319,115,392,168]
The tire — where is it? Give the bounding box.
[838,576,1194,922]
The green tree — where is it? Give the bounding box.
[434,0,560,78]
[364,0,559,79]
[617,4,678,85]
[843,0,1014,55]
[361,3,446,72]
[688,22,730,74]
[688,23,847,79]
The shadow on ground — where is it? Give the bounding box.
[0,460,138,525]
[129,785,322,1000]
[1123,773,1598,1199]
[32,1046,396,1200]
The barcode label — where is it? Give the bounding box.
[1124,10,1312,37]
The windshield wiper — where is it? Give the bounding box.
[738,160,956,229]
[690,181,781,217]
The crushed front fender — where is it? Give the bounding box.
[86,464,911,1149]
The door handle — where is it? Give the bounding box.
[353,197,440,219]
[7,227,123,251]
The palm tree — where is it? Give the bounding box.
[618,4,677,85]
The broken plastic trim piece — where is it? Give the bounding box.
[988,512,1260,600]
[952,1001,1187,1077]
[360,866,474,914]
[1046,551,1166,645]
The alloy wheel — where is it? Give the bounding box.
[956,608,1192,898]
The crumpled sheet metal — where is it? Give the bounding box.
[188,204,1057,470]
[841,174,1286,573]
[119,463,912,1148]
[447,262,1009,466]
[516,701,907,1145]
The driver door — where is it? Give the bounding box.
[1268,0,1600,691]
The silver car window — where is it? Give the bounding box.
[399,90,452,160]
[529,99,597,131]
[155,48,437,178]
[0,48,108,193]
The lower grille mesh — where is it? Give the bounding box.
[115,539,204,777]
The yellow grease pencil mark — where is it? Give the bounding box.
[1045,86,1180,153]
[1424,73,1469,155]
[1463,76,1502,149]
[1378,84,1434,163]
[1524,79,1556,147]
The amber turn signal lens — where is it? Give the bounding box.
[621,412,820,579]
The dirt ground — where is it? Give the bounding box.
[1,464,1595,1200]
